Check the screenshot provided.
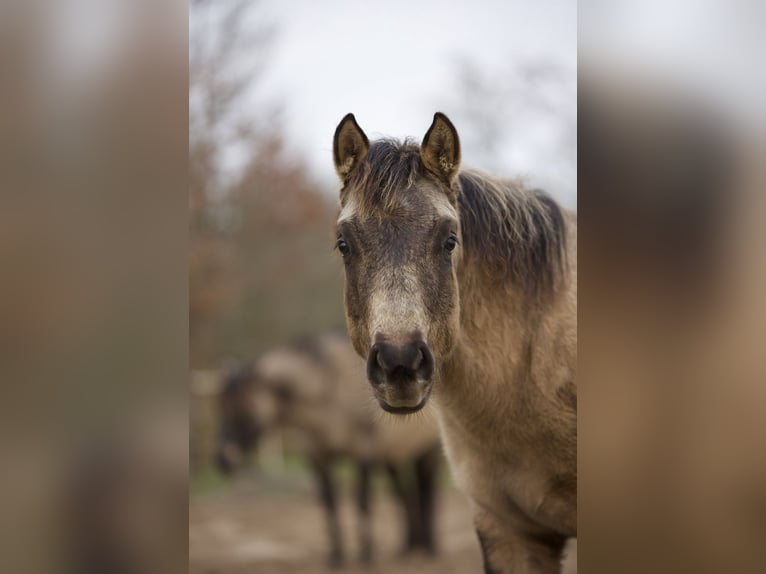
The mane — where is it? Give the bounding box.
[348,138,568,299]
[457,170,568,298]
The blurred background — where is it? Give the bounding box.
[4,1,764,573]
[578,2,766,573]
[188,0,574,572]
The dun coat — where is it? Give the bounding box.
[332,113,577,573]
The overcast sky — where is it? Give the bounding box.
[235,0,577,206]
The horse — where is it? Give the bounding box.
[214,330,443,567]
[331,113,577,573]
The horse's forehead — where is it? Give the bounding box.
[415,187,457,218]
[338,183,456,224]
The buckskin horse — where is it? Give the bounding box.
[331,113,576,573]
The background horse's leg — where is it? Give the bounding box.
[385,463,419,554]
[475,510,567,574]
[311,458,344,568]
[415,446,440,554]
[356,460,373,564]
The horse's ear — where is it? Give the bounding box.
[421,112,461,184]
[333,113,369,182]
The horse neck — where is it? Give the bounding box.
[446,263,536,387]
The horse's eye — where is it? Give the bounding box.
[336,238,350,256]
[445,235,458,252]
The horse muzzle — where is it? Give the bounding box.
[366,336,434,413]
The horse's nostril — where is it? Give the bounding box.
[412,348,424,370]
[417,342,435,380]
[366,345,384,385]
[376,348,386,370]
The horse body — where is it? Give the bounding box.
[215,330,443,566]
[332,114,576,573]
[254,332,377,460]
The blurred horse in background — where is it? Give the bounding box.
[215,329,443,567]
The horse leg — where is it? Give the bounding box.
[414,446,440,554]
[474,510,567,574]
[311,458,344,568]
[385,463,418,554]
[356,460,373,564]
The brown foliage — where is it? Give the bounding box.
[189,1,343,368]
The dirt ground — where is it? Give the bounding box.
[189,471,483,574]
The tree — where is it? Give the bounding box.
[189,1,343,367]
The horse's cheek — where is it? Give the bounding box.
[342,268,361,318]
[342,268,371,351]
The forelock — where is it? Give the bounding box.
[344,138,426,216]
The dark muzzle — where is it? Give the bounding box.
[367,338,434,385]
